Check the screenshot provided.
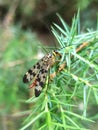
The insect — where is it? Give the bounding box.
[23,50,61,97]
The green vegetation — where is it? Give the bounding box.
[0,0,98,127]
[19,13,98,130]
[0,0,98,130]
[0,26,42,129]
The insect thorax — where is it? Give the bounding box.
[42,53,56,67]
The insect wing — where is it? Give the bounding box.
[23,60,43,83]
[34,65,50,97]
[23,52,57,97]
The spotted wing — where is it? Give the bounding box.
[23,60,43,83]
[34,65,50,97]
[23,52,56,97]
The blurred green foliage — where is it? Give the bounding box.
[0,25,43,129]
[1,0,98,31]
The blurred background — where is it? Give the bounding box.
[0,0,98,130]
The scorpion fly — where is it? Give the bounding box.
[23,50,61,97]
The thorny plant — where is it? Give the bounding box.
[21,13,98,130]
